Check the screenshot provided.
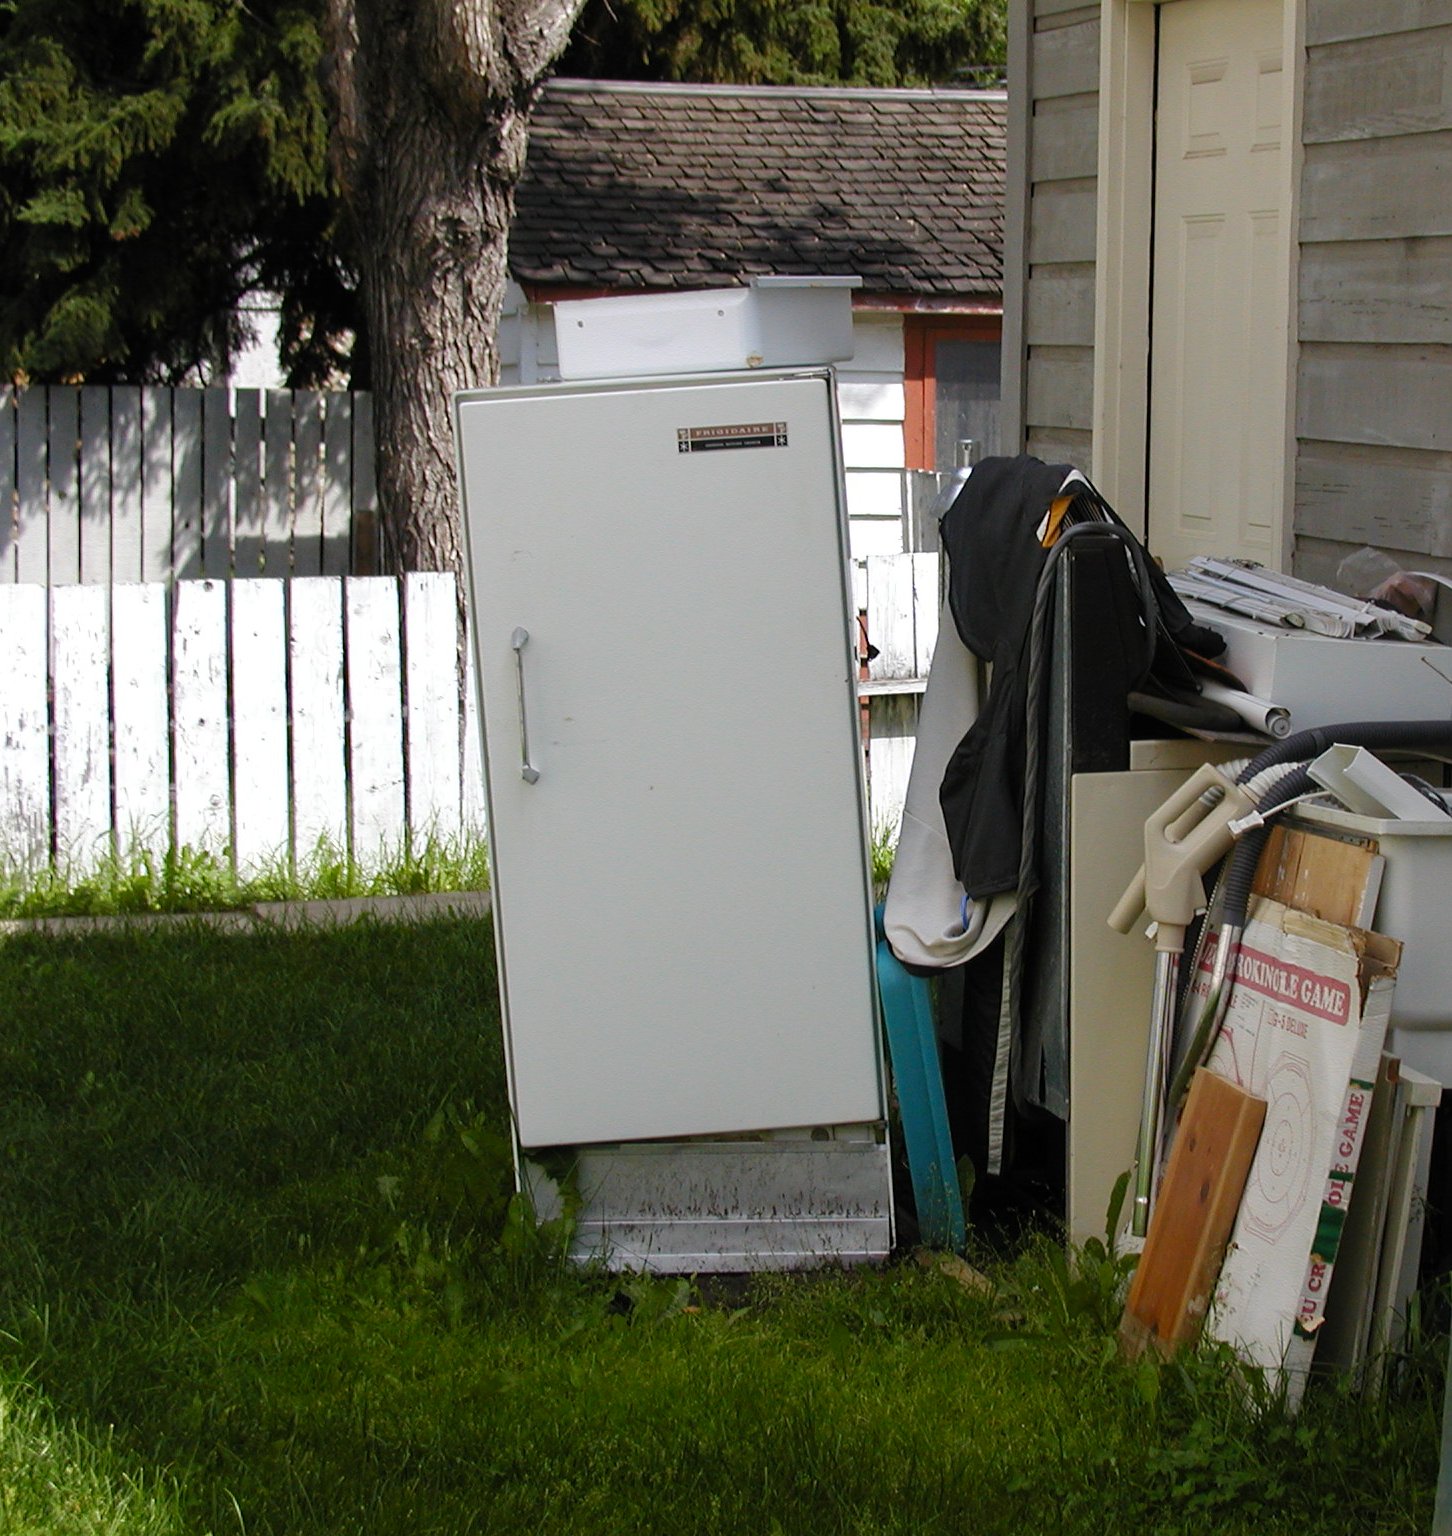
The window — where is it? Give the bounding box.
[903,317,1003,472]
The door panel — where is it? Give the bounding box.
[1149,0,1287,571]
[456,374,883,1148]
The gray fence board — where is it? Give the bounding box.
[201,387,232,578]
[172,390,203,580]
[111,387,142,582]
[262,389,293,574]
[140,388,174,582]
[16,389,48,584]
[47,389,80,584]
[322,391,353,577]
[0,386,15,581]
[294,390,323,577]
[79,387,110,585]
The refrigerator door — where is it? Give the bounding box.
[456,371,883,1148]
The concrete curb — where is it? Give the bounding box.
[0,889,492,940]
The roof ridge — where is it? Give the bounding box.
[542,76,1007,105]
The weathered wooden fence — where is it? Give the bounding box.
[0,558,938,880]
[0,572,481,878]
[0,385,378,586]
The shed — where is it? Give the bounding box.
[504,77,1007,559]
[1002,0,1452,585]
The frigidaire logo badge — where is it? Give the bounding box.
[677,422,788,453]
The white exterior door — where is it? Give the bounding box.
[1148,0,1289,571]
[455,372,884,1150]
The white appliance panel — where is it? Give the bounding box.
[456,373,882,1147]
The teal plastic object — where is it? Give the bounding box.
[874,904,967,1252]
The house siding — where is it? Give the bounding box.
[1292,4,1452,585]
[1008,1,1101,469]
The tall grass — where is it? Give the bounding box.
[0,830,490,920]
[0,918,1441,1535]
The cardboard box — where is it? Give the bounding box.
[1191,897,1400,1406]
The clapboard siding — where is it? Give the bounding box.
[1297,343,1452,452]
[0,386,380,585]
[1299,237,1452,343]
[1301,133,1452,243]
[1012,2,1100,462]
[1297,440,1452,556]
[1303,26,1452,142]
[1026,347,1096,433]
[1026,426,1093,469]
[1026,263,1096,347]
[1292,7,1452,579]
[1032,95,1101,182]
[1032,18,1101,98]
[1308,0,1452,46]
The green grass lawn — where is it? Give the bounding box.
[0,918,1441,1534]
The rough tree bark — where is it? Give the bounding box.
[323,0,584,577]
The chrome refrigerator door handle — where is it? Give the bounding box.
[510,627,541,784]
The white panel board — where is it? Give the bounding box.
[230,579,290,878]
[288,577,348,863]
[345,576,405,866]
[456,372,881,1148]
[865,554,916,681]
[841,420,906,470]
[0,584,51,868]
[403,571,461,841]
[47,388,80,586]
[111,583,170,851]
[172,579,231,854]
[51,584,111,870]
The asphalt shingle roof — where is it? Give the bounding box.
[512,79,1005,301]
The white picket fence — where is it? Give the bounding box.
[0,559,938,880]
[0,385,379,586]
[0,572,480,878]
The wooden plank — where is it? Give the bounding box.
[1028,180,1098,265]
[139,388,175,582]
[1025,345,1096,432]
[845,468,907,523]
[200,386,232,578]
[842,421,905,470]
[1031,96,1100,183]
[51,584,111,871]
[461,638,488,843]
[1035,0,1098,22]
[865,554,916,681]
[835,379,906,423]
[0,386,16,581]
[403,571,462,842]
[78,386,111,584]
[1120,1068,1267,1360]
[109,387,143,583]
[321,392,353,577]
[0,584,51,868]
[1025,263,1097,347]
[111,583,169,852]
[171,389,203,580]
[911,552,940,676]
[1297,342,1452,452]
[1299,236,1452,345]
[1026,425,1093,468]
[865,693,919,835]
[262,387,293,574]
[232,388,263,577]
[230,579,290,879]
[1309,0,1451,48]
[288,577,348,866]
[352,392,378,574]
[292,389,323,576]
[1301,134,1452,243]
[1032,16,1100,100]
[1295,440,1452,557]
[1304,26,1452,143]
[842,314,904,374]
[345,575,405,866]
[171,579,231,855]
[46,387,80,585]
[15,389,48,583]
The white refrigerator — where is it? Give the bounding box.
[454,368,891,1269]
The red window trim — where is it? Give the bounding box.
[903,314,1003,472]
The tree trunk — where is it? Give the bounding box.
[324,0,583,578]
